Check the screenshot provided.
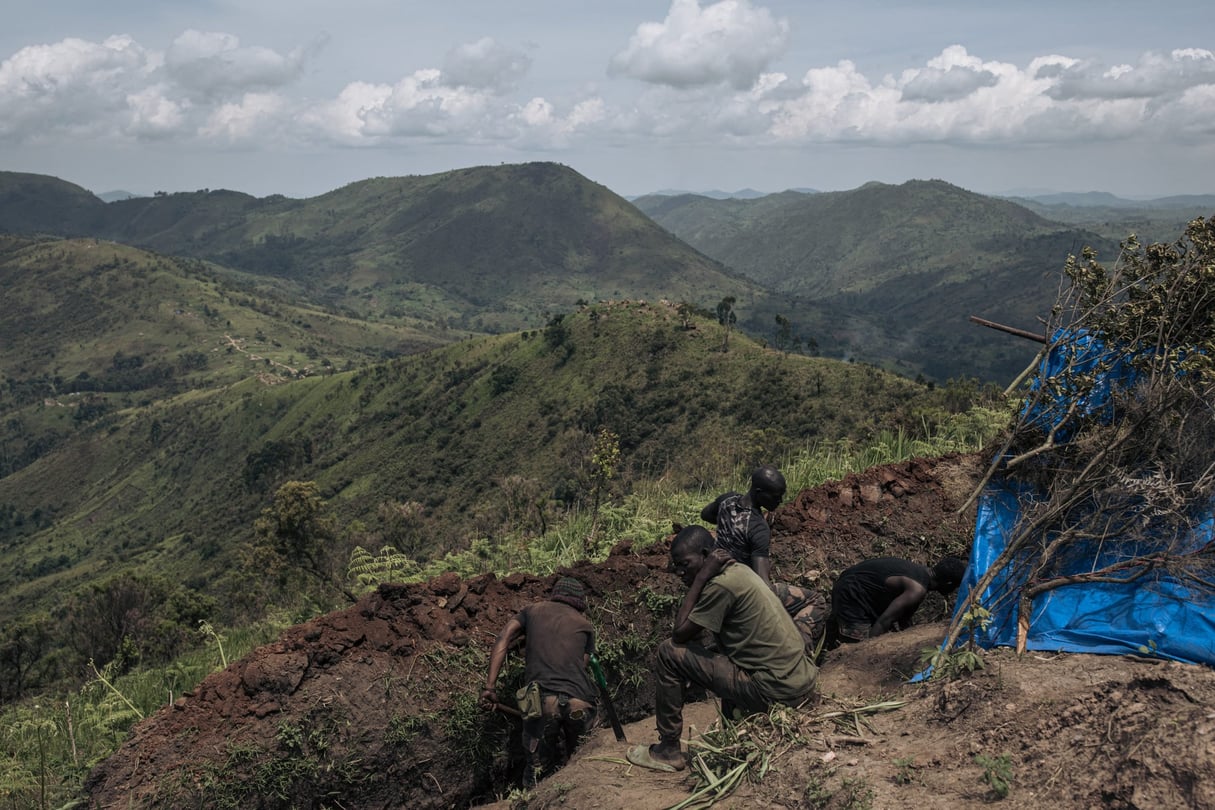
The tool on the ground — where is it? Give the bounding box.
[492,702,522,718]
[589,654,627,742]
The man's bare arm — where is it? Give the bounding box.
[752,555,773,589]
[869,577,926,637]
[672,551,732,643]
[481,617,524,706]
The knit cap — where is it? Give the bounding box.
[550,577,587,611]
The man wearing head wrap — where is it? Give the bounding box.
[702,465,827,658]
[481,576,597,786]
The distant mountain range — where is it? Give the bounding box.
[635,186,1215,210]
[1005,190,1215,209]
[633,187,819,200]
[3,163,1211,383]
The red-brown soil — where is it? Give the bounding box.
[84,453,1215,809]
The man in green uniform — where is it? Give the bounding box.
[628,525,818,771]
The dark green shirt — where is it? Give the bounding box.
[690,564,817,702]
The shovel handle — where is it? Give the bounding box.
[493,702,522,718]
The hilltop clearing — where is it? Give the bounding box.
[82,451,1215,808]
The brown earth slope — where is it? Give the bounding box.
[84,453,1215,809]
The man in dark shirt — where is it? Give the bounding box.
[481,577,597,786]
[702,465,827,657]
[627,525,818,772]
[827,556,968,645]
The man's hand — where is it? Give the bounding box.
[479,687,498,711]
[703,548,734,578]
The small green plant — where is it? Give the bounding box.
[837,776,875,809]
[801,770,834,808]
[892,755,919,785]
[86,659,144,721]
[275,720,304,752]
[198,620,228,669]
[384,713,431,745]
[922,605,991,679]
[920,645,984,680]
[444,691,501,760]
[638,586,680,616]
[974,752,1013,799]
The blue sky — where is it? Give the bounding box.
[3,0,1214,199]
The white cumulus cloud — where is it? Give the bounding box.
[0,31,318,143]
[165,29,322,100]
[1043,47,1215,100]
[441,37,532,93]
[0,35,152,138]
[608,0,790,90]
[3,23,1213,163]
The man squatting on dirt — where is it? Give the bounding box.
[629,525,818,771]
[826,556,968,647]
[481,577,598,786]
[701,464,828,656]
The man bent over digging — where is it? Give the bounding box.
[628,525,819,771]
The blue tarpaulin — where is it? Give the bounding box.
[949,329,1215,667]
[957,483,1215,665]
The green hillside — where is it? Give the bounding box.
[1,164,760,335]
[634,180,1125,382]
[3,165,1125,385]
[0,303,964,681]
[0,235,450,479]
[0,171,107,235]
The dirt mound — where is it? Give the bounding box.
[503,626,1215,810]
[83,453,1215,808]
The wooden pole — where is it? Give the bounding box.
[968,315,1047,344]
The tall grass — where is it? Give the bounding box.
[0,619,285,808]
[357,403,1008,585]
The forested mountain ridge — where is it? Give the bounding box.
[4,163,1167,384]
[632,179,1127,381]
[0,163,759,335]
[632,179,1098,297]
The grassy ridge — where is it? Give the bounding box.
[0,235,451,482]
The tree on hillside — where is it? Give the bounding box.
[0,614,56,702]
[943,216,1215,656]
[716,296,737,351]
[774,314,793,353]
[254,481,358,603]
